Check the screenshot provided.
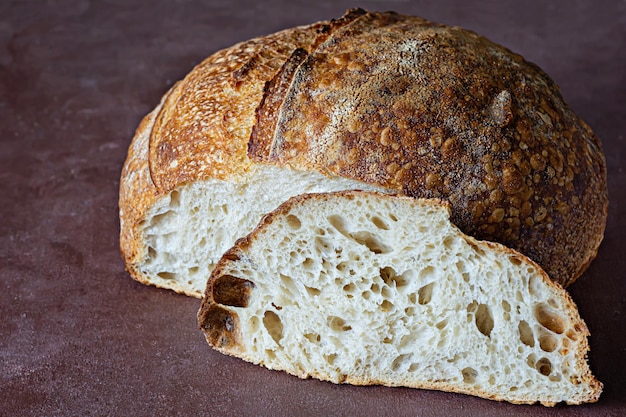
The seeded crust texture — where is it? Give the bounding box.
[198,191,602,406]
[119,8,607,295]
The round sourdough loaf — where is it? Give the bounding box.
[120,8,607,292]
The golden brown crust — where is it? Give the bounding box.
[119,99,163,273]
[247,10,608,286]
[146,16,344,193]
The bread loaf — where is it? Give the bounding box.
[119,8,607,296]
[198,191,602,405]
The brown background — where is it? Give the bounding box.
[1,1,625,416]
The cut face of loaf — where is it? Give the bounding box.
[198,191,602,406]
[135,166,383,296]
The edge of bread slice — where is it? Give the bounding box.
[198,191,602,405]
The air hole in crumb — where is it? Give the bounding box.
[302,258,315,270]
[380,266,408,288]
[169,189,181,207]
[510,255,522,266]
[150,210,175,227]
[549,374,562,382]
[538,331,558,352]
[263,311,283,344]
[305,286,321,296]
[343,283,356,293]
[391,354,412,372]
[327,215,348,233]
[562,338,571,348]
[408,293,417,304]
[249,316,259,332]
[324,353,337,365]
[528,275,543,296]
[328,215,391,254]
[474,304,494,337]
[534,303,565,334]
[371,215,390,230]
[535,357,552,376]
[285,214,302,230]
[328,316,351,332]
[157,272,176,280]
[381,286,392,299]
[389,213,399,222]
[418,282,435,305]
[314,236,333,254]
[280,274,297,296]
[547,298,559,308]
[502,300,511,321]
[304,333,321,343]
[352,231,391,254]
[443,235,455,249]
[408,363,419,372]
[462,367,478,384]
[418,266,435,280]
[518,320,535,347]
[213,274,255,307]
[431,317,447,332]
[380,300,393,312]
[566,328,579,341]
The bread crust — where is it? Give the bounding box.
[120,8,608,288]
[198,191,603,405]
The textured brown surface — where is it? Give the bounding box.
[1,0,625,415]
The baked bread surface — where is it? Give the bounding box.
[119,8,607,294]
[198,191,602,405]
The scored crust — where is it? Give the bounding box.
[119,13,356,287]
[120,8,608,289]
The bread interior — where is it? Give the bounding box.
[203,193,599,405]
[137,165,383,296]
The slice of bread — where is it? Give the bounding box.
[198,191,602,405]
